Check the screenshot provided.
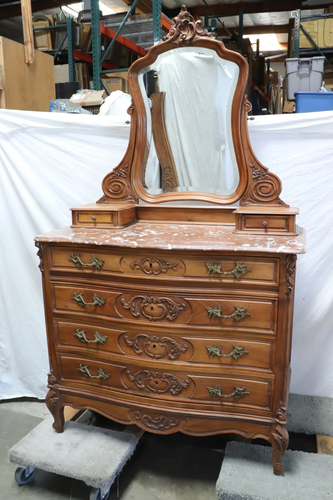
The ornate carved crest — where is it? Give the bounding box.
[124,333,188,360]
[162,5,213,44]
[240,162,286,206]
[120,295,186,322]
[130,258,178,275]
[101,164,137,204]
[127,369,190,395]
[133,411,183,431]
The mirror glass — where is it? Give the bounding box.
[138,47,240,197]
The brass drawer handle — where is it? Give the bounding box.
[77,364,110,380]
[71,292,106,308]
[206,344,249,360]
[74,329,108,344]
[207,385,250,400]
[206,305,250,322]
[205,262,251,279]
[69,254,104,269]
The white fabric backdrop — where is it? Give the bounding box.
[0,108,332,399]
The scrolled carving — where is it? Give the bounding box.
[130,258,178,275]
[244,163,283,205]
[127,369,190,395]
[102,164,136,203]
[162,5,213,44]
[45,373,64,433]
[120,295,186,322]
[271,407,289,475]
[286,254,297,295]
[35,241,44,274]
[124,333,188,360]
[127,99,134,115]
[133,411,182,431]
[243,96,252,112]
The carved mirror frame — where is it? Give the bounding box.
[99,6,287,208]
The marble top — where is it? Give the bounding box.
[35,223,306,254]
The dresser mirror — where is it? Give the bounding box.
[138,47,240,197]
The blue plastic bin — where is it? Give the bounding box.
[295,91,333,113]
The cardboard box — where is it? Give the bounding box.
[300,18,333,48]
[54,64,69,84]
[33,21,52,50]
[70,90,105,107]
[102,76,128,94]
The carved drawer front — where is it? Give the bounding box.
[187,296,277,334]
[119,332,273,371]
[190,375,272,410]
[56,320,125,355]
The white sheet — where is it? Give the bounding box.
[0,108,332,399]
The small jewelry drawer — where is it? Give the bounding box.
[234,207,298,235]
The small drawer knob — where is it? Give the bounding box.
[91,216,97,221]
[262,221,268,228]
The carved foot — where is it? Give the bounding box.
[45,374,65,433]
[271,408,289,475]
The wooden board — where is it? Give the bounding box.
[317,435,333,455]
[0,36,55,111]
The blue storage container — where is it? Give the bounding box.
[295,91,333,113]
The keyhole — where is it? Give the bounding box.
[151,306,154,311]
[152,344,156,349]
[155,381,158,385]
[149,262,153,268]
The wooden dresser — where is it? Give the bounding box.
[35,7,305,476]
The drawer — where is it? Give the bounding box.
[56,320,125,356]
[120,332,273,371]
[49,248,278,286]
[55,320,273,372]
[59,354,272,411]
[234,208,298,235]
[52,284,277,335]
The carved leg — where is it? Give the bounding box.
[45,374,65,433]
[271,408,289,475]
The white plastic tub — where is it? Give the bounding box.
[285,57,325,100]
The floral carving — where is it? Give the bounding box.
[133,411,182,431]
[161,5,213,44]
[130,258,178,275]
[124,333,188,360]
[120,295,186,322]
[35,241,44,274]
[286,254,297,295]
[127,369,190,395]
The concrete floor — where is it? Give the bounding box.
[0,401,318,500]
[0,401,225,500]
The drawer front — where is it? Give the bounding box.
[242,215,288,233]
[78,212,114,224]
[56,320,273,372]
[56,320,125,355]
[59,354,272,410]
[49,248,278,286]
[52,284,277,335]
[120,332,273,371]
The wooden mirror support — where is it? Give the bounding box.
[71,5,293,232]
[36,5,305,477]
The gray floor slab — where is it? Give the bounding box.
[288,394,333,436]
[216,441,333,500]
[0,404,223,500]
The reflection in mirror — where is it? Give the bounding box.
[138,47,240,197]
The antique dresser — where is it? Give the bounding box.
[35,6,305,477]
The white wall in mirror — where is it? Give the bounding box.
[138,47,240,197]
